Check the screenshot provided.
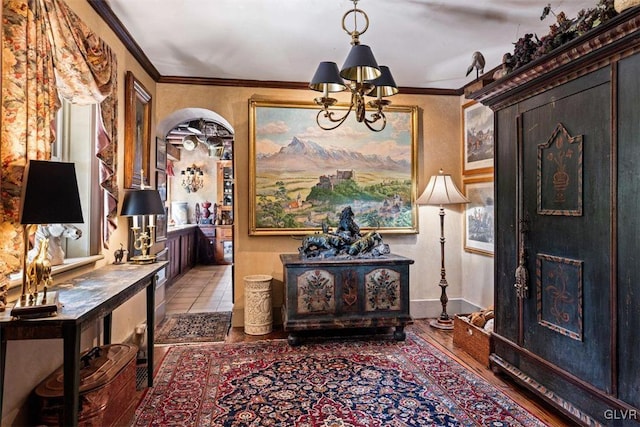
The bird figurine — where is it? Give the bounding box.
[466,51,486,79]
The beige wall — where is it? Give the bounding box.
[155,85,487,325]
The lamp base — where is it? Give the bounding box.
[130,254,156,265]
[430,317,454,330]
[11,291,59,319]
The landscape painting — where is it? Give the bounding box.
[464,177,494,256]
[462,100,494,175]
[249,100,418,235]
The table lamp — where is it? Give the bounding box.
[120,189,164,264]
[11,160,84,318]
[417,169,469,330]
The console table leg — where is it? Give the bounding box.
[287,333,300,347]
[103,313,112,345]
[62,323,81,427]
[146,277,156,387]
[0,329,6,423]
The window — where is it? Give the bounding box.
[53,99,102,258]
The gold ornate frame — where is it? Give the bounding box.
[248,99,419,236]
[124,71,152,189]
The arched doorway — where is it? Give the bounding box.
[157,108,235,316]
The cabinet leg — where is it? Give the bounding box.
[394,325,406,341]
[287,334,301,347]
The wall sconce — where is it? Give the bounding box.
[181,164,204,193]
[417,169,469,330]
[12,160,84,318]
[120,189,165,264]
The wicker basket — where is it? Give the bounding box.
[453,314,492,367]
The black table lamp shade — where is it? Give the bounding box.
[20,160,84,225]
[120,189,165,216]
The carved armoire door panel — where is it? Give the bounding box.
[518,71,612,392]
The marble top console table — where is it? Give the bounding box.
[0,261,167,427]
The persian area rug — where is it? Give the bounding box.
[134,333,546,426]
[154,312,231,344]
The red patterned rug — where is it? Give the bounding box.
[134,332,546,426]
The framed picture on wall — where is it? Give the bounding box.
[462,100,494,175]
[156,137,167,171]
[124,71,152,188]
[464,177,494,256]
[155,207,167,242]
[155,170,167,242]
[248,99,419,236]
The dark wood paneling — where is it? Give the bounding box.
[494,104,519,344]
[616,52,640,409]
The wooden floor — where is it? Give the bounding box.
[148,319,575,426]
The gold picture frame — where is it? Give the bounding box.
[124,71,152,189]
[248,99,419,236]
[462,100,494,175]
[463,176,494,256]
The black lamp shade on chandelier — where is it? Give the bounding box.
[120,189,165,217]
[309,0,398,132]
[20,160,84,225]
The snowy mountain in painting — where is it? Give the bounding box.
[258,137,408,172]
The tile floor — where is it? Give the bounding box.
[165,265,234,314]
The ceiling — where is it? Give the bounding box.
[104,0,597,91]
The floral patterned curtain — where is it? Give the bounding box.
[1,0,118,279]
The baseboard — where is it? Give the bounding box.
[410,298,482,319]
[233,300,481,328]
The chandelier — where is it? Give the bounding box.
[181,165,204,193]
[309,0,398,132]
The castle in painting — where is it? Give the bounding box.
[315,170,356,190]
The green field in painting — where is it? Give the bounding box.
[254,170,413,231]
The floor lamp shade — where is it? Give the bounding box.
[417,172,469,206]
[20,160,84,225]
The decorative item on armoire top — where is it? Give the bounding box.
[465,51,486,79]
[308,0,398,132]
[12,160,84,319]
[417,170,469,330]
[120,188,165,264]
[506,1,617,73]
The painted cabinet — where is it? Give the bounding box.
[469,10,640,426]
[280,253,413,345]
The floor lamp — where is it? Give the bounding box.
[417,169,469,330]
